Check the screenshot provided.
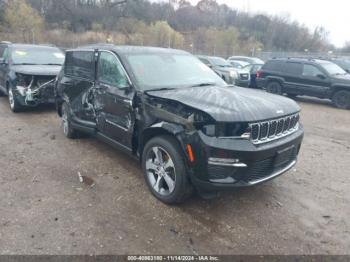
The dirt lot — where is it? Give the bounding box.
[0,95,349,255]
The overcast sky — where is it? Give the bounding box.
[155,0,349,47]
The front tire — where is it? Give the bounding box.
[332,90,350,109]
[8,86,22,113]
[61,102,77,139]
[142,136,193,204]
[266,81,282,95]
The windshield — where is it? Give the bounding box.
[11,47,65,65]
[321,62,346,75]
[334,60,350,70]
[126,54,227,91]
[209,57,232,68]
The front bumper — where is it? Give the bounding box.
[188,125,304,191]
[14,85,55,106]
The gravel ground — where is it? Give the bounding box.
[0,95,349,255]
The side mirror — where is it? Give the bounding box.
[207,64,213,68]
[345,69,350,73]
[317,74,326,79]
[0,58,6,65]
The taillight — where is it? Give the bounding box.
[256,70,262,78]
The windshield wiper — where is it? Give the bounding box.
[191,82,216,87]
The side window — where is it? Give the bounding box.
[65,51,95,80]
[303,64,323,77]
[0,45,8,62]
[284,62,303,75]
[98,51,129,88]
[2,48,9,62]
[263,60,283,72]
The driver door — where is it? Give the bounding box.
[93,51,135,150]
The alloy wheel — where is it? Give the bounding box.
[145,146,176,196]
[8,88,14,109]
[62,106,69,136]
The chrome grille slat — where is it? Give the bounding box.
[250,113,300,144]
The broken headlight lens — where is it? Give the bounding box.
[16,73,28,87]
[202,123,251,139]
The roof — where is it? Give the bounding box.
[270,57,331,64]
[76,44,189,55]
[9,43,59,50]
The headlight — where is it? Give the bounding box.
[202,123,250,139]
[229,70,238,78]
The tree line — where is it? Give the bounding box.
[0,0,338,57]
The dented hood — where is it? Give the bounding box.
[147,86,300,122]
[12,65,62,76]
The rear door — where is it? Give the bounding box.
[93,50,135,149]
[282,61,303,93]
[300,63,331,97]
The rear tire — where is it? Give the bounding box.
[61,102,77,139]
[266,81,282,95]
[332,90,350,109]
[142,135,193,204]
[8,85,22,113]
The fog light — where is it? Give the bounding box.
[208,157,247,167]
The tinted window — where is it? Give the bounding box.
[0,45,9,63]
[263,60,283,71]
[0,45,6,58]
[65,51,95,80]
[302,64,323,77]
[98,51,129,88]
[284,62,303,75]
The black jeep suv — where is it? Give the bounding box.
[0,42,64,112]
[256,58,350,109]
[56,45,304,204]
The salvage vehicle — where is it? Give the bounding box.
[197,55,250,86]
[0,42,64,112]
[56,45,304,204]
[256,58,350,109]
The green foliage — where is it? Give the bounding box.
[0,0,333,53]
[3,0,44,42]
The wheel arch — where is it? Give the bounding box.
[139,122,187,162]
[331,85,350,97]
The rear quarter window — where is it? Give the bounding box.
[65,51,95,80]
[262,60,284,72]
[284,62,303,75]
